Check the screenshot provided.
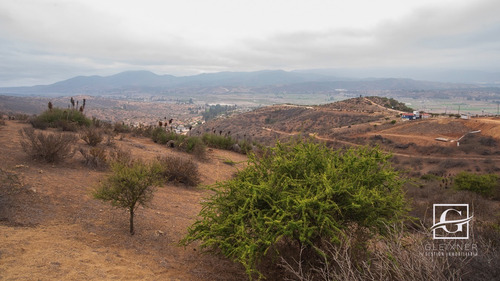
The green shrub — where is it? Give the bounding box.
[454,172,498,197]
[19,127,77,163]
[131,125,154,138]
[151,127,179,144]
[151,127,166,143]
[55,120,79,132]
[181,140,408,279]
[201,133,253,154]
[183,136,206,159]
[113,122,132,133]
[152,129,206,158]
[29,118,49,130]
[201,133,235,150]
[35,108,91,128]
[420,173,441,181]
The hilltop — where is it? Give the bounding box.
[193,96,500,176]
[191,97,404,145]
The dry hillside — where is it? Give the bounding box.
[0,120,249,280]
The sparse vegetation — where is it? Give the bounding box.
[19,127,77,163]
[93,160,162,235]
[366,96,414,112]
[182,140,408,279]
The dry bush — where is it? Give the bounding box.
[157,155,200,186]
[279,224,466,281]
[19,127,77,163]
[104,134,115,147]
[80,126,103,146]
[108,147,132,166]
[0,119,5,126]
[79,147,108,170]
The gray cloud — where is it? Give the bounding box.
[0,0,499,86]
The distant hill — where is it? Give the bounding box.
[190,96,400,145]
[0,70,475,96]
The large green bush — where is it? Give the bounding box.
[33,108,91,129]
[181,140,408,279]
[454,171,498,197]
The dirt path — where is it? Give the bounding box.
[0,121,248,280]
[262,125,500,162]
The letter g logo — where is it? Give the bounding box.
[431,204,473,240]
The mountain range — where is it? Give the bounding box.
[0,69,496,97]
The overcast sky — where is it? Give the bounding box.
[1,0,499,86]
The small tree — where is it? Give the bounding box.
[93,160,162,235]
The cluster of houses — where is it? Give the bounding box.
[401,111,473,120]
[401,111,430,120]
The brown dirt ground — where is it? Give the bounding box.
[0,120,249,280]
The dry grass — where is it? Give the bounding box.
[279,224,465,281]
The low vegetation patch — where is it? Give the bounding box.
[454,171,498,198]
[151,127,207,159]
[31,108,91,130]
[19,127,77,163]
[201,133,254,154]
